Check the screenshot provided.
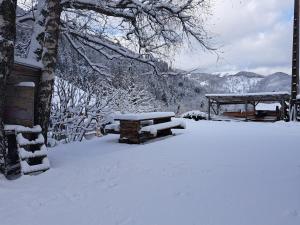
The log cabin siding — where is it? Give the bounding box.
[3,62,41,127]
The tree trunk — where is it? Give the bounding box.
[36,0,62,141]
[0,0,17,172]
[27,0,47,62]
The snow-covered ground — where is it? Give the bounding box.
[1,120,300,225]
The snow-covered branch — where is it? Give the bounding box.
[64,33,112,79]
[66,29,158,72]
[61,0,213,54]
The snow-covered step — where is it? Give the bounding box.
[18,145,48,160]
[21,158,50,175]
[16,133,45,146]
[4,125,42,134]
[3,124,50,177]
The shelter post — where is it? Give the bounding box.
[217,102,220,115]
[208,97,211,120]
[290,0,300,120]
[245,101,248,121]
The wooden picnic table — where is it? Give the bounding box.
[113,112,185,144]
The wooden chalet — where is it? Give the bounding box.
[2,58,50,178]
[205,92,290,122]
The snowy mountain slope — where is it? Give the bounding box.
[251,72,291,92]
[186,71,290,94]
[220,72,264,93]
[1,120,300,225]
[167,71,292,114]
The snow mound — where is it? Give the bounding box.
[181,110,209,120]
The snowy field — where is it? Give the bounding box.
[1,120,300,225]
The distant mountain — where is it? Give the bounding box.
[51,65,295,115]
[186,71,291,94]
[164,70,293,113]
[251,72,291,93]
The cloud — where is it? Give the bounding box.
[173,0,294,75]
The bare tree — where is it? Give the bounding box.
[0,0,17,171]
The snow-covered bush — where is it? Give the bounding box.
[181,111,209,121]
[49,75,160,143]
[49,77,114,143]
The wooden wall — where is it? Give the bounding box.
[3,62,41,127]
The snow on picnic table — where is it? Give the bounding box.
[1,120,300,225]
[114,112,175,121]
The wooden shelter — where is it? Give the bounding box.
[1,59,50,178]
[3,59,41,127]
[206,92,290,122]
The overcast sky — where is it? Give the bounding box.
[174,0,294,75]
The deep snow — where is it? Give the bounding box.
[1,120,300,225]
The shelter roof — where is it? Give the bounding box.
[205,92,290,103]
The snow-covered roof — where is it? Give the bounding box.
[205,92,290,103]
[114,112,175,121]
[256,103,281,111]
[205,92,290,98]
[14,56,42,69]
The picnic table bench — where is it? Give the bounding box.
[105,112,186,144]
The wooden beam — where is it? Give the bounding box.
[245,101,248,121]
[217,102,220,115]
[208,98,211,120]
[253,102,256,112]
[290,0,300,118]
